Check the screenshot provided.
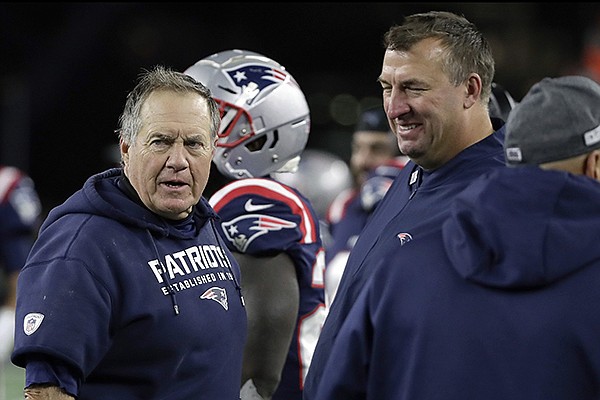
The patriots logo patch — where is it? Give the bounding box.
[200,287,229,310]
[397,232,413,246]
[226,64,287,94]
[23,312,44,336]
[220,214,297,252]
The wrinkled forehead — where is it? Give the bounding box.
[141,90,208,117]
[138,92,211,134]
[381,40,448,82]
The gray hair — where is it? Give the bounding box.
[117,65,220,145]
[383,11,495,102]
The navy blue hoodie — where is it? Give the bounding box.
[316,166,600,399]
[12,168,247,399]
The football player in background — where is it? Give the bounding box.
[185,49,326,400]
[0,165,41,394]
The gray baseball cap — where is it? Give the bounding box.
[504,75,600,166]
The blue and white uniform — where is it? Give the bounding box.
[305,120,507,397]
[12,168,247,400]
[209,177,326,400]
[317,166,600,400]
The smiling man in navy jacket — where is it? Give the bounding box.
[314,76,600,399]
[304,11,508,398]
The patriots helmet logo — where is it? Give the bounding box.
[221,214,297,252]
[225,64,288,95]
[214,64,289,149]
[200,287,229,310]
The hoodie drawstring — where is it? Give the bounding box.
[147,230,180,316]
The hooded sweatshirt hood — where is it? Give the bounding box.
[444,166,600,288]
[41,168,218,239]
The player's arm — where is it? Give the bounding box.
[236,251,299,400]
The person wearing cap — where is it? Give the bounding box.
[323,106,407,307]
[347,106,406,190]
[504,75,600,175]
[312,75,600,400]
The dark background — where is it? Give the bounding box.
[2,2,599,216]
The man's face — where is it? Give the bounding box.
[121,90,215,220]
[350,131,398,186]
[380,37,469,170]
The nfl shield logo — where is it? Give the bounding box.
[24,312,44,336]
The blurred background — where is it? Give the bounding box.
[2,2,600,217]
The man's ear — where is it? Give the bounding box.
[464,73,483,109]
[120,138,130,165]
[584,149,600,181]
[212,138,218,156]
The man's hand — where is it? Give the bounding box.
[24,385,75,400]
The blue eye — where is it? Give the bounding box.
[151,138,168,146]
[185,139,209,151]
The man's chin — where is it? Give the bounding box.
[154,201,194,220]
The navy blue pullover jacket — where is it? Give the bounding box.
[305,120,506,397]
[315,166,600,399]
[12,168,247,399]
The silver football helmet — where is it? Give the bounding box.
[184,49,310,179]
